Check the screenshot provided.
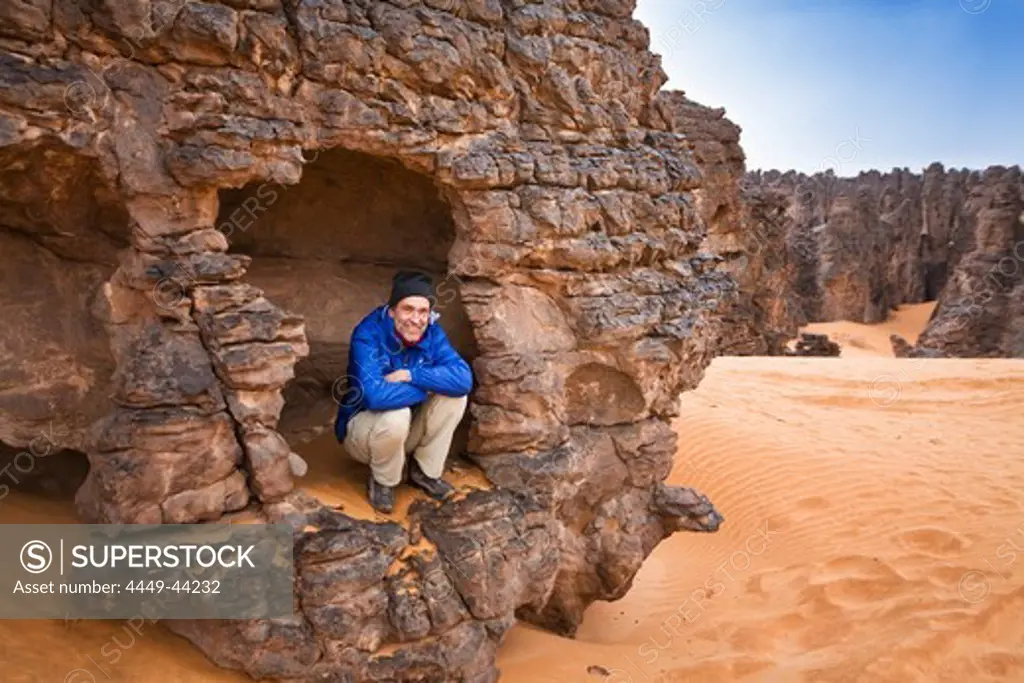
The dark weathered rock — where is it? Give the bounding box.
[1,1,731,678]
[889,334,915,358]
[415,489,559,622]
[785,332,841,357]
[817,188,893,324]
[899,166,1024,357]
[167,491,556,682]
[652,482,726,533]
[649,93,804,356]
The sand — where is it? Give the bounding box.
[799,301,938,358]
[499,303,1024,682]
[3,302,1024,682]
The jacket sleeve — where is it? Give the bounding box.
[409,327,473,397]
[349,326,428,411]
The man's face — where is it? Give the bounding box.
[390,296,431,344]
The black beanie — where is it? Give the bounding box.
[388,270,434,308]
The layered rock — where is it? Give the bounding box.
[748,164,973,321]
[748,163,1024,357]
[1,0,731,678]
[650,93,804,355]
[167,489,558,682]
[0,141,128,452]
[894,166,1024,357]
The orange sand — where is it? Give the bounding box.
[499,302,1024,682]
[292,430,493,521]
[3,302,1024,683]
[799,300,937,357]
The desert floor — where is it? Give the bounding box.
[3,302,1023,683]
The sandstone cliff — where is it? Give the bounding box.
[748,163,1024,357]
[898,166,1024,357]
[0,1,731,680]
[649,93,804,356]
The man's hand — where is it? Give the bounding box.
[384,369,411,383]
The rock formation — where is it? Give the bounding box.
[166,489,561,681]
[0,1,731,679]
[894,166,1024,357]
[651,93,804,355]
[784,332,840,357]
[748,163,1024,357]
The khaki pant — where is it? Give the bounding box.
[342,393,468,486]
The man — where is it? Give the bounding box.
[334,270,473,513]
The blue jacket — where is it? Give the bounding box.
[334,304,473,442]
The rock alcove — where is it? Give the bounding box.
[158,140,726,680]
[213,146,478,449]
[0,138,129,506]
[0,1,734,680]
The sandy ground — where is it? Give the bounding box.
[2,302,1024,682]
[499,302,1024,682]
[800,301,938,357]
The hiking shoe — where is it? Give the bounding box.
[408,460,456,501]
[368,475,395,513]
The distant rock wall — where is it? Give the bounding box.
[748,163,1024,357]
[899,166,1024,357]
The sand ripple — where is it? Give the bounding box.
[499,303,1024,682]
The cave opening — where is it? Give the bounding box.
[0,441,91,521]
[917,234,946,303]
[215,147,482,513]
[0,140,131,523]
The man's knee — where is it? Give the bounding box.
[371,408,412,446]
[432,393,468,420]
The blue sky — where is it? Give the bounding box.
[634,0,1024,176]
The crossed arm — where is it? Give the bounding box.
[349,328,427,411]
[349,327,473,411]
[407,328,473,397]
